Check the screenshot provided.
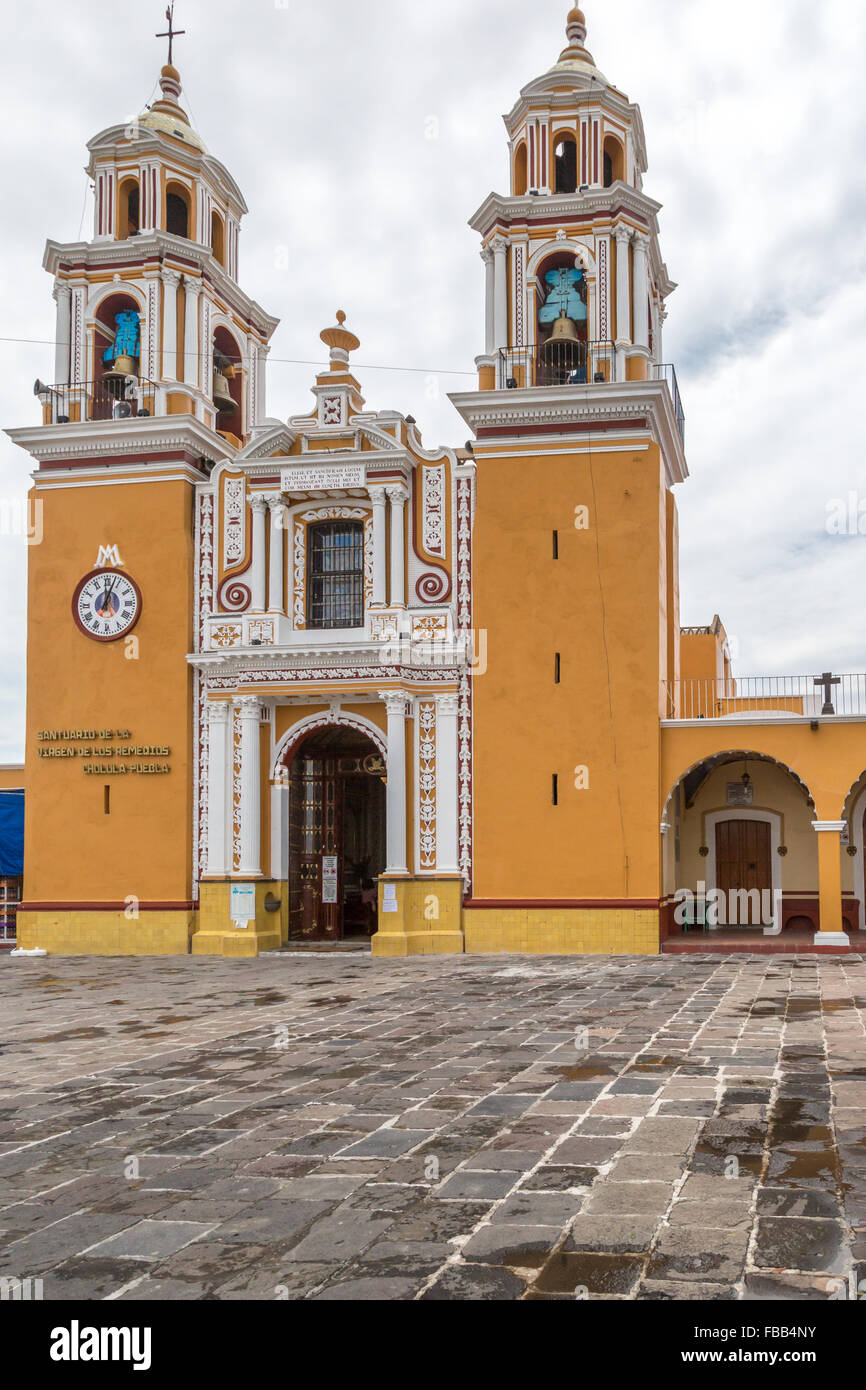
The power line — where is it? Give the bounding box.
[0,335,476,379]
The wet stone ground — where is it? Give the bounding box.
[1,951,865,1301]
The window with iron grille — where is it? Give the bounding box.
[307,521,365,630]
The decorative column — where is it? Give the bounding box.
[183,278,201,388]
[161,269,181,382]
[436,692,461,875]
[387,485,408,609]
[492,235,509,353]
[369,486,387,607]
[482,246,495,355]
[632,233,650,352]
[237,697,262,878]
[614,225,632,378]
[813,822,849,946]
[205,702,230,877]
[382,692,408,875]
[249,495,268,613]
[53,284,71,386]
[267,496,286,615]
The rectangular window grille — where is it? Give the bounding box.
[307,521,365,630]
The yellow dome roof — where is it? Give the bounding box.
[135,65,206,152]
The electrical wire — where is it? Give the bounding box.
[0,335,476,379]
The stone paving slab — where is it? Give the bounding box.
[0,951,864,1300]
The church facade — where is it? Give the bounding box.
[8,6,866,959]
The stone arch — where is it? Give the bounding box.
[662,749,816,822]
[270,709,387,784]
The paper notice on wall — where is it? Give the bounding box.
[322,856,339,905]
[382,901,399,914]
[229,884,255,928]
[383,884,397,901]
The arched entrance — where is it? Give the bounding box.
[284,726,386,942]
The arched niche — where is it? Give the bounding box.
[603,135,625,188]
[116,177,140,241]
[514,141,528,197]
[553,131,578,193]
[93,290,143,385]
[211,211,226,267]
[212,324,244,438]
[166,181,191,239]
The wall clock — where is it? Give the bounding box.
[72,568,143,643]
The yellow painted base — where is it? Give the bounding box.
[463,908,660,956]
[15,910,194,957]
[193,880,286,958]
[371,877,466,957]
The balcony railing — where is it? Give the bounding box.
[653,364,685,444]
[35,378,161,425]
[499,340,616,390]
[663,675,866,721]
[496,346,686,443]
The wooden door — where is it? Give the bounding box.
[288,757,344,942]
[715,820,771,925]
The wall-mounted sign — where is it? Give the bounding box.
[726,782,755,808]
[322,856,339,905]
[282,465,366,493]
[35,729,171,776]
[230,884,256,927]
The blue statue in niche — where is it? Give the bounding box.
[538,267,587,326]
[103,310,141,365]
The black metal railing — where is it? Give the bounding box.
[651,363,685,444]
[499,340,617,390]
[35,378,161,425]
[496,347,686,445]
[663,675,866,721]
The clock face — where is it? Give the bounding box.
[72,569,142,643]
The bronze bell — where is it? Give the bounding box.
[102,354,138,382]
[213,366,237,413]
[542,310,581,358]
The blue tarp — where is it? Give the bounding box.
[0,789,24,876]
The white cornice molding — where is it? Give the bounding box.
[471,185,662,235]
[44,236,279,340]
[6,415,234,465]
[448,380,688,487]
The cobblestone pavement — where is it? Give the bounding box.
[1,951,865,1301]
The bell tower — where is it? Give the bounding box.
[6,30,279,957]
[474,3,675,391]
[450,4,688,954]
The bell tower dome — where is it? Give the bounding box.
[472,2,676,392]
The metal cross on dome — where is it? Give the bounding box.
[157,3,186,66]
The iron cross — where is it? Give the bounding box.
[814,672,841,716]
[157,4,186,66]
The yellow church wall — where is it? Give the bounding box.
[21,477,197,951]
[0,767,24,791]
[470,437,670,908]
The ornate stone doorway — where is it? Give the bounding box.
[287,727,386,942]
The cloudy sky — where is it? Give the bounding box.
[0,0,864,760]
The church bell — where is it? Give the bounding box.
[213,363,238,413]
[542,311,581,357]
[102,354,138,382]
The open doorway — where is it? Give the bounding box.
[286,726,386,942]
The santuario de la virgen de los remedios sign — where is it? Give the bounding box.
[36,730,171,775]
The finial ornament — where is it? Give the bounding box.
[156,3,186,67]
[320,310,361,364]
